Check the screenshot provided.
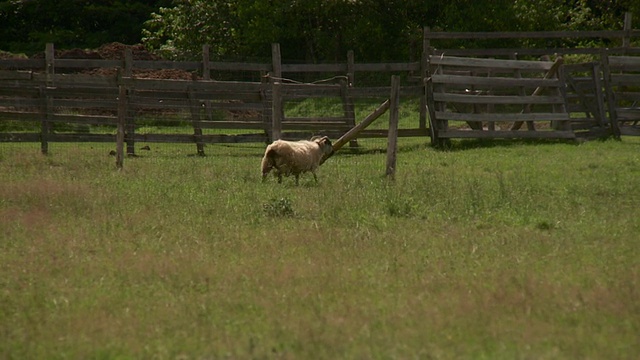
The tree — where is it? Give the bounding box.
[0,0,172,55]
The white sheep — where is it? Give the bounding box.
[261,136,333,185]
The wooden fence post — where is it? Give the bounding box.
[116,83,127,169]
[201,44,215,122]
[271,81,282,141]
[271,43,282,80]
[124,48,136,156]
[347,50,355,86]
[623,12,633,51]
[420,27,430,131]
[340,79,357,147]
[386,75,400,179]
[189,87,205,156]
[39,85,50,155]
[202,44,211,80]
[270,43,283,141]
[600,50,621,139]
[40,43,55,155]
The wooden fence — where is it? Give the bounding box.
[0,42,427,159]
[1,12,640,157]
[602,54,640,136]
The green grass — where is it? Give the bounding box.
[1,137,639,359]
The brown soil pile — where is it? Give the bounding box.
[29,42,196,79]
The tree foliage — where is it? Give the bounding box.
[0,0,172,55]
[1,0,637,60]
[141,0,638,62]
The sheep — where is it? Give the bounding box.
[261,136,333,185]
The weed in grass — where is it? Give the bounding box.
[263,197,296,217]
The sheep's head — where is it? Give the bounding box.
[312,136,333,157]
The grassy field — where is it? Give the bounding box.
[1,136,639,359]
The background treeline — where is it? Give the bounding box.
[1,0,638,62]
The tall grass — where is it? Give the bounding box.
[1,137,639,359]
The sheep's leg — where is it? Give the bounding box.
[295,174,300,185]
[312,172,318,183]
[277,173,283,183]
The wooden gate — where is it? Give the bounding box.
[425,55,573,146]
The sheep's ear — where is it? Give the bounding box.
[321,136,331,146]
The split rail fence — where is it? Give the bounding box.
[1,12,640,161]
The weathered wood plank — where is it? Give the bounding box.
[281,63,347,73]
[0,98,41,107]
[49,114,117,125]
[616,108,640,120]
[52,98,119,108]
[131,133,269,144]
[121,78,263,92]
[607,56,640,69]
[54,59,121,68]
[0,111,41,121]
[429,74,560,88]
[0,87,41,97]
[0,133,42,142]
[284,117,351,123]
[435,111,570,122]
[353,62,421,72]
[610,74,640,86]
[47,133,116,142]
[429,56,555,71]
[0,70,33,80]
[433,93,565,105]
[0,59,46,69]
[197,120,265,129]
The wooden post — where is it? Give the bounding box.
[320,99,390,165]
[347,50,355,86]
[600,50,621,138]
[271,43,282,81]
[202,44,214,121]
[40,43,55,155]
[270,44,283,141]
[189,87,205,156]
[124,48,136,155]
[340,79,357,147]
[420,27,430,131]
[116,84,127,169]
[260,74,271,143]
[39,85,50,155]
[623,12,632,50]
[271,81,282,140]
[386,76,400,179]
[202,44,211,80]
[45,43,54,85]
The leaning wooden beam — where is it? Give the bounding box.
[320,99,390,165]
[511,56,564,131]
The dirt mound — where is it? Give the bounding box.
[28,42,196,79]
[96,42,160,61]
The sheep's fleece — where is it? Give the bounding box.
[261,136,333,184]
